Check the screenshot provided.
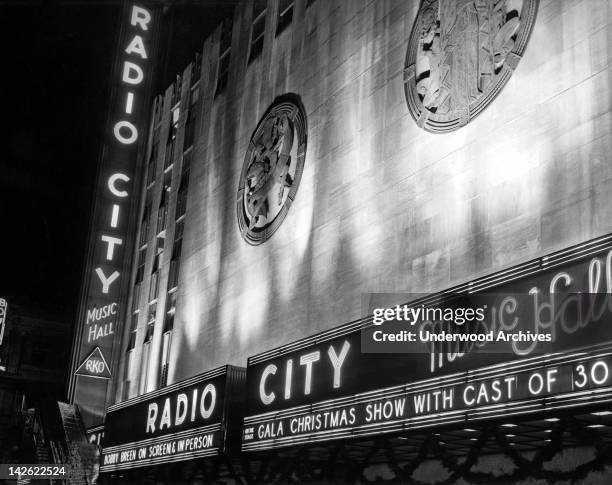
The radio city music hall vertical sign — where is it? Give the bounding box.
[69,2,158,428]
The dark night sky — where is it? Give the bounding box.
[0,1,237,322]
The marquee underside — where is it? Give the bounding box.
[101,406,612,484]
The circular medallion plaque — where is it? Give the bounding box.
[237,94,307,245]
[404,0,538,133]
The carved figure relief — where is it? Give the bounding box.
[405,0,538,133]
[237,94,307,245]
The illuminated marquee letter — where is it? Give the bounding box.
[108,173,130,197]
[111,204,120,228]
[199,383,216,419]
[327,340,350,389]
[175,393,188,426]
[101,235,123,261]
[284,359,293,400]
[95,268,120,294]
[122,61,144,85]
[259,364,277,405]
[113,121,138,144]
[125,35,148,59]
[146,403,158,433]
[191,389,198,421]
[299,351,320,395]
[130,6,151,31]
[160,398,171,430]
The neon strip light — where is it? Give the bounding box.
[0,299,7,347]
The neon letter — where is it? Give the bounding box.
[199,383,216,419]
[111,204,120,227]
[125,35,148,59]
[113,121,138,144]
[131,6,151,31]
[108,173,130,197]
[95,268,120,294]
[146,403,158,433]
[299,351,320,395]
[122,61,143,85]
[284,359,293,400]
[175,393,188,426]
[125,92,134,115]
[259,364,277,405]
[159,398,171,430]
[328,340,350,389]
[101,235,123,261]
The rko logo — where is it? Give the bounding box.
[237,94,307,245]
[404,0,539,133]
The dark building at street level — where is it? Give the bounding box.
[0,301,75,464]
[67,0,612,483]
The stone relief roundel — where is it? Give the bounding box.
[237,94,307,245]
[404,0,539,133]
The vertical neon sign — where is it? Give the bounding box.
[0,299,7,347]
[0,298,6,372]
[68,2,158,429]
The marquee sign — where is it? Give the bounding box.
[100,366,245,472]
[242,234,612,451]
[68,1,159,429]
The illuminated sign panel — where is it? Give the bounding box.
[0,298,7,347]
[242,235,612,451]
[0,298,7,371]
[100,366,245,472]
[69,1,158,429]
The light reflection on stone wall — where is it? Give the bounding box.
[167,0,612,384]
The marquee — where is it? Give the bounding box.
[242,234,612,451]
[100,366,244,472]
